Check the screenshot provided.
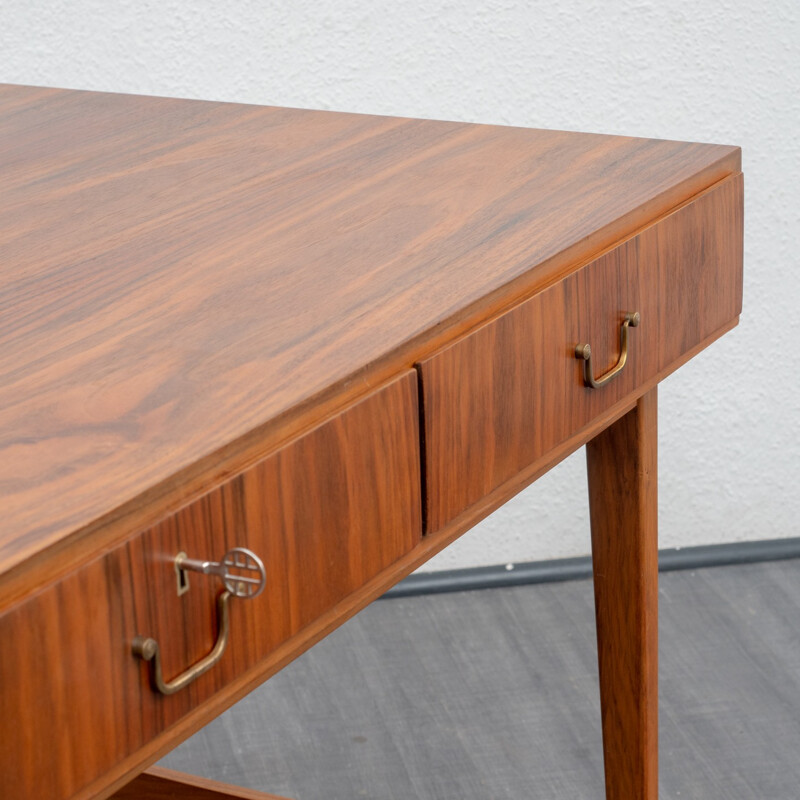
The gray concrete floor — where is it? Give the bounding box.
[161,559,800,799]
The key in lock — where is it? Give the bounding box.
[174,547,266,598]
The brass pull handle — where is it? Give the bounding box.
[133,547,265,696]
[575,311,640,389]
[132,591,232,696]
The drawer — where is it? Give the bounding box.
[0,371,421,800]
[418,174,743,532]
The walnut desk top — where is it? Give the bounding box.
[0,84,743,800]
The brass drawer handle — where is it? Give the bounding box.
[575,311,640,389]
[132,547,265,696]
[132,591,232,696]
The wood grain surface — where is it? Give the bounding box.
[0,372,420,800]
[419,174,742,532]
[0,83,741,595]
[54,318,734,800]
[587,388,659,800]
[111,767,291,799]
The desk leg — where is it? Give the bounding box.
[110,766,293,800]
[587,388,658,800]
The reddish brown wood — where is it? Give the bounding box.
[418,174,742,532]
[111,767,291,799]
[38,321,733,800]
[0,85,745,800]
[0,372,421,800]
[587,388,659,800]
[0,83,741,601]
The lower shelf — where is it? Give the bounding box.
[110,766,292,800]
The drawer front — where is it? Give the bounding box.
[0,371,421,800]
[419,175,743,532]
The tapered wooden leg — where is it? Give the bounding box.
[587,388,658,800]
[110,766,293,799]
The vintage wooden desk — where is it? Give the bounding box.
[0,84,743,800]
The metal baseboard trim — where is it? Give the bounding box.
[382,537,800,599]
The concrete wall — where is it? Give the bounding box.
[2,0,797,569]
